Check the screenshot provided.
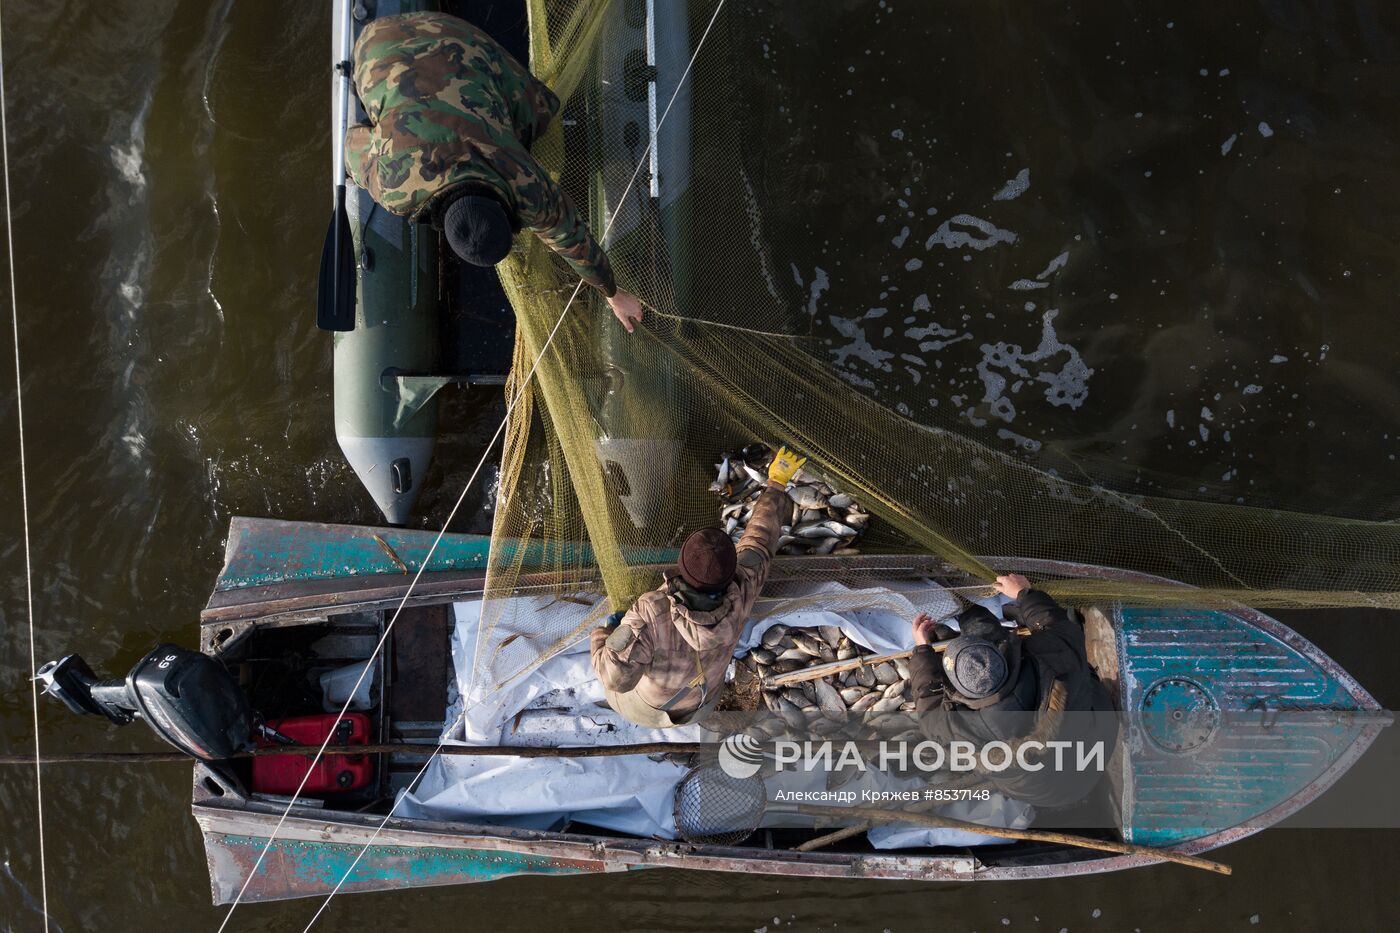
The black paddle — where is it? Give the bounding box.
[316,182,356,331]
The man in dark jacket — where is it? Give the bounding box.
[908,574,1118,809]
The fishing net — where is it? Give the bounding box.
[474,0,1400,691]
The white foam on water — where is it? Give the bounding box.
[1221,133,1238,155]
[1036,251,1070,279]
[925,214,1018,251]
[1258,121,1274,137]
[830,309,896,372]
[992,168,1030,201]
[997,428,1043,452]
[891,226,910,248]
[738,166,781,299]
[974,308,1094,420]
[806,267,830,316]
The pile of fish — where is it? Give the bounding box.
[710,444,869,556]
[735,623,920,742]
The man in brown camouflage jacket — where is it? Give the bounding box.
[346,11,644,331]
[591,447,809,728]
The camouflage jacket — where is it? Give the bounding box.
[590,485,787,716]
[345,12,616,294]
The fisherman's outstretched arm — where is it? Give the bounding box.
[734,447,808,591]
[908,612,957,745]
[998,574,1088,675]
[512,153,617,294]
[589,606,653,692]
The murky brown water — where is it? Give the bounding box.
[1,1,1397,930]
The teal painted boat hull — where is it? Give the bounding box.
[196,532,1385,900]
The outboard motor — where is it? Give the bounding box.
[36,644,255,761]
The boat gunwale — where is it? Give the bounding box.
[193,546,1385,890]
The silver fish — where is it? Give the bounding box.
[812,678,846,720]
[788,485,828,510]
[725,516,738,534]
[882,680,908,700]
[792,632,827,657]
[855,664,877,688]
[813,538,840,555]
[899,702,917,712]
[776,647,809,663]
[794,524,839,540]
[709,456,731,493]
[870,695,904,715]
[849,692,882,714]
[819,625,844,648]
[801,508,825,524]
[749,647,776,665]
[839,687,868,705]
[783,687,815,710]
[873,662,900,684]
[828,492,854,509]
[821,519,859,537]
[893,658,910,680]
[799,680,817,703]
[836,639,858,661]
[761,626,788,648]
[742,464,768,485]
[763,717,791,737]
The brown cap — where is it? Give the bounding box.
[678,528,737,591]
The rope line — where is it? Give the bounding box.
[298,4,728,927]
[0,6,51,928]
[219,1,729,925]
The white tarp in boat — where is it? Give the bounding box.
[395,582,1031,844]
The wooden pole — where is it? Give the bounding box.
[763,628,1030,688]
[797,803,1231,875]
[0,742,706,766]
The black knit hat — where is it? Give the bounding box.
[443,195,513,266]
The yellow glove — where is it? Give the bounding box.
[767,445,808,485]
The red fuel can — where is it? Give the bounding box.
[251,713,374,795]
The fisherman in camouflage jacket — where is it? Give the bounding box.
[346,11,644,331]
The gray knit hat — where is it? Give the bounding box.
[941,635,1009,699]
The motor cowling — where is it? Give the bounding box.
[37,644,256,761]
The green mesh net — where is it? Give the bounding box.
[474,0,1400,691]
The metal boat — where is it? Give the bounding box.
[178,516,1383,903]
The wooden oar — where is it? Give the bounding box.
[797,803,1232,875]
[763,628,1031,688]
[0,742,708,765]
